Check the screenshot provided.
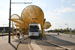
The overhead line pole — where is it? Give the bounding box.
[8,0,32,43]
[11,2,32,4]
[8,0,11,43]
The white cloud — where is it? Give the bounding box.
[68,0,71,3]
[45,7,75,30]
[11,5,26,17]
[34,2,47,7]
[0,0,9,26]
[61,0,64,2]
[45,10,61,21]
[72,4,75,6]
[57,7,75,14]
[48,20,75,30]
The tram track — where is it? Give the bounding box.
[16,35,71,50]
[35,38,47,50]
[29,38,45,50]
[28,39,33,50]
[16,37,29,50]
[17,37,44,50]
[36,37,59,50]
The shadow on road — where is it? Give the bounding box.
[9,43,17,50]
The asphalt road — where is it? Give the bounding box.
[45,33,75,50]
[35,38,64,50]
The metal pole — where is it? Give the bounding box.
[21,28,22,34]
[41,25,44,38]
[8,0,11,43]
[70,28,72,37]
[8,1,32,43]
[12,22,14,38]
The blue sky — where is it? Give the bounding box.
[0,0,75,30]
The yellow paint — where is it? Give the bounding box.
[12,22,14,38]
[21,28,22,34]
[41,25,44,38]
[10,5,52,38]
[32,34,34,36]
[44,21,51,29]
[42,29,44,38]
[16,26,17,37]
[21,5,44,27]
[19,27,20,34]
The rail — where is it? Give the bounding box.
[16,37,29,50]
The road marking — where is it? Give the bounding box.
[28,39,32,50]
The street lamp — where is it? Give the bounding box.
[8,0,32,43]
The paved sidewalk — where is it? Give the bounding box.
[0,35,28,50]
[59,33,75,38]
[0,36,18,50]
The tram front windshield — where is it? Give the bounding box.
[30,26,39,32]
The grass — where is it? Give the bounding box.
[63,31,75,35]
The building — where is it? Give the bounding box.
[0,27,12,33]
